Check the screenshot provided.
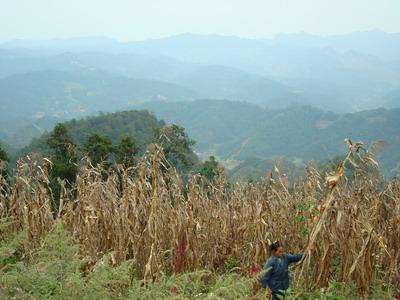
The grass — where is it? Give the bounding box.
[0,224,396,299]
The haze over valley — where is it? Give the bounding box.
[1,30,400,178]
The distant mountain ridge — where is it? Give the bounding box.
[0,70,198,147]
[2,30,399,61]
[2,31,400,113]
[0,69,197,118]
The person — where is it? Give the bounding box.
[260,241,303,299]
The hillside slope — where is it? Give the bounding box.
[138,100,400,176]
[0,70,197,147]
[21,110,165,156]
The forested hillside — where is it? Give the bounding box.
[21,110,166,157]
[8,99,400,178]
[139,100,400,176]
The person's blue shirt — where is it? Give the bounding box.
[260,252,303,292]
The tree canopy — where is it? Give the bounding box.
[153,124,198,172]
[83,133,114,166]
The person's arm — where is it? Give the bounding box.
[286,252,304,264]
[260,260,274,288]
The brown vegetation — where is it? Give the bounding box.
[0,141,399,298]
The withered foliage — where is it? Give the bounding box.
[0,141,398,298]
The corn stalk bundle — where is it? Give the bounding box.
[0,140,399,297]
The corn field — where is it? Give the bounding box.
[0,141,399,298]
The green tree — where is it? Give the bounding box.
[83,133,114,166]
[47,124,77,162]
[0,145,9,176]
[198,156,221,181]
[0,146,8,162]
[0,145,9,196]
[153,125,198,172]
[47,124,78,212]
[116,135,138,168]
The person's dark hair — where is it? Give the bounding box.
[270,241,281,253]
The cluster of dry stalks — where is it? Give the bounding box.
[0,141,399,297]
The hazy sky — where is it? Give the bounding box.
[1,0,399,41]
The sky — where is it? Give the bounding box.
[0,0,399,42]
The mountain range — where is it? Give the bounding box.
[1,31,400,113]
[1,31,399,176]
